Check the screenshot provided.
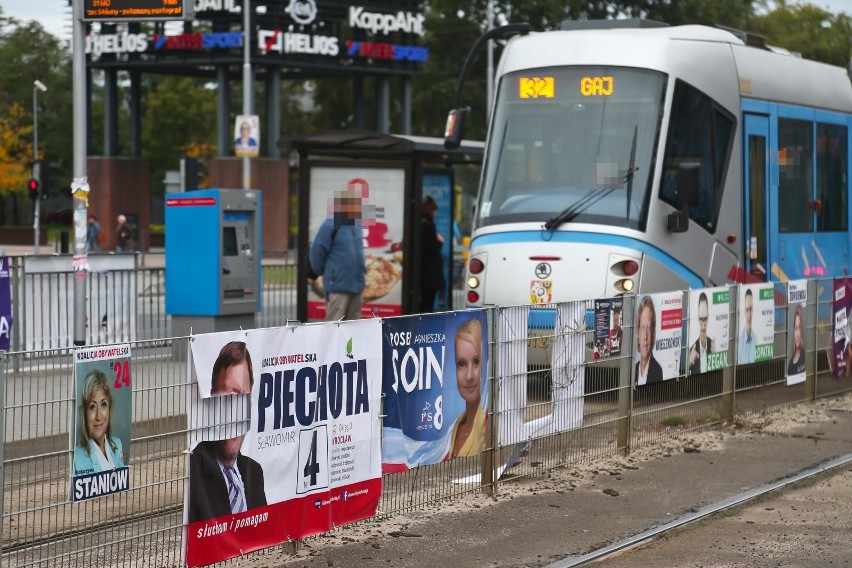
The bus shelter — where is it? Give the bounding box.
[290,131,483,321]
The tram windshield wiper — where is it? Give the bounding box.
[543,126,640,232]
[625,125,639,220]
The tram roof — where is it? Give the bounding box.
[499,23,852,114]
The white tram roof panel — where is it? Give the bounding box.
[498,24,852,114]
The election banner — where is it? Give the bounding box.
[593,298,623,360]
[184,320,383,567]
[687,287,730,375]
[234,114,259,158]
[832,278,852,378]
[786,280,807,386]
[71,344,132,502]
[593,299,611,360]
[381,311,489,471]
[0,256,11,351]
[633,292,682,385]
[737,284,774,365]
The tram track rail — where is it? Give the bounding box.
[546,451,852,567]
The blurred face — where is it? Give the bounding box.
[744,293,753,330]
[793,312,802,351]
[698,298,709,343]
[638,305,653,362]
[455,338,482,405]
[343,197,362,220]
[612,310,621,327]
[214,360,251,465]
[86,388,110,447]
[240,122,251,137]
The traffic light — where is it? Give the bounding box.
[27,178,39,200]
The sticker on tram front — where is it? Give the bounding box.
[530,280,553,305]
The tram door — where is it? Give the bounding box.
[743,114,770,281]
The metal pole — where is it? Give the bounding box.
[486,0,494,117]
[72,0,88,346]
[32,85,41,254]
[242,0,252,191]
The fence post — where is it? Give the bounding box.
[616,295,633,455]
[0,353,5,554]
[481,306,497,496]
[805,279,818,402]
[721,284,736,421]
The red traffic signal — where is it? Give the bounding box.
[27,178,39,200]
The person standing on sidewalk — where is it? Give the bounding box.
[309,190,365,321]
[86,215,102,253]
[116,215,132,253]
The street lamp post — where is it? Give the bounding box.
[33,79,47,254]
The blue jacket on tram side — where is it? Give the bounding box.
[309,218,365,295]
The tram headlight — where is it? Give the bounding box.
[467,276,480,289]
[618,278,635,292]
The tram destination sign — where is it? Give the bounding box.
[82,0,194,22]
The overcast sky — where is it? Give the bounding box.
[3,0,852,41]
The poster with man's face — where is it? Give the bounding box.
[687,287,730,375]
[738,284,774,365]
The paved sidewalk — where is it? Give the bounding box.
[236,393,852,568]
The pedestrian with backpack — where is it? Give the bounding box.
[308,189,365,321]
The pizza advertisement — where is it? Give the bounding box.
[308,166,407,320]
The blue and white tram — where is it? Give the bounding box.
[462,21,852,308]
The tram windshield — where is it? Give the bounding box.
[476,67,666,231]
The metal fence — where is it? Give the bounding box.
[3,280,851,567]
[6,252,467,350]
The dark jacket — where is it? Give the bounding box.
[420,216,445,293]
[188,440,267,523]
[688,337,714,375]
[309,218,365,295]
[635,354,664,385]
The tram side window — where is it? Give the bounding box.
[660,80,734,233]
[816,123,847,232]
[778,119,814,233]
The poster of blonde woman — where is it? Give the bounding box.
[71,344,132,502]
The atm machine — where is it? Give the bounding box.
[165,189,261,335]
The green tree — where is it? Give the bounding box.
[0,9,73,208]
[142,76,217,196]
[750,1,852,67]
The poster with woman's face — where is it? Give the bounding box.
[687,287,730,375]
[71,344,132,502]
[234,114,259,158]
[381,310,489,471]
[786,280,807,385]
[633,292,682,385]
